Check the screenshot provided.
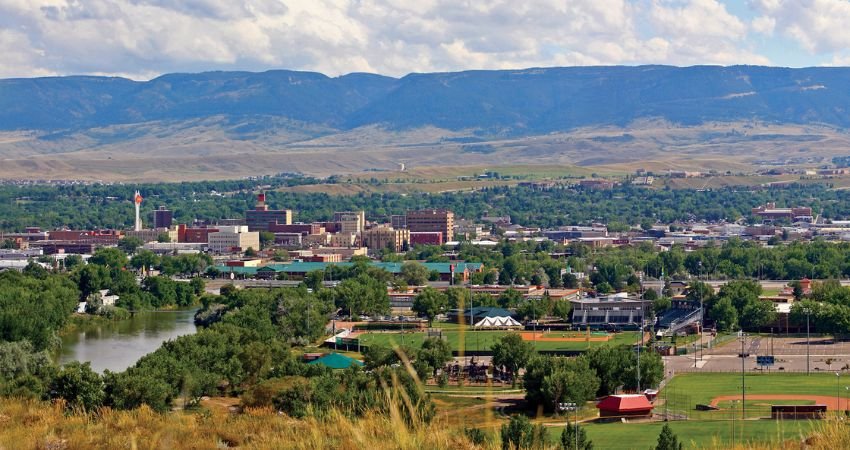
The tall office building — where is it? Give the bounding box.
[153,206,173,229]
[361,226,409,253]
[390,214,407,229]
[333,211,366,234]
[406,209,454,242]
[245,192,292,231]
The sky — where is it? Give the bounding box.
[2,0,850,80]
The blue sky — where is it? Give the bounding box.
[1,0,849,79]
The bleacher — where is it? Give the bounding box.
[656,308,702,335]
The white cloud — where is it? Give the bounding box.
[647,0,770,65]
[750,0,850,55]
[0,0,798,79]
[751,16,776,35]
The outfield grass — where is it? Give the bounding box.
[663,373,845,406]
[662,372,847,421]
[357,329,639,352]
[548,419,818,449]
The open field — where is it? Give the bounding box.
[661,372,849,421]
[4,121,850,182]
[550,419,819,450]
[664,373,846,405]
[286,179,520,195]
[356,329,639,352]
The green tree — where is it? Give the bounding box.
[553,300,572,322]
[259,231,275,249]
[500,415,547,450]
[710,297,738,332]
[516,299,547,323]
[335,274,390,317]
[655,423,683,450]
[563,273,579,289]
[445,286,471,309]
[130,250,160,272]
[117,236,144,254]
[492,333,535,387]
[412,287,448,326]
[63,254,84,271]
[542,359,599,414]
[49,361,105,411]
[560,422,593,450]
[401,261,430,286]
[418,337,452,378]
[89,247,128,269]
[103,371,173,413]
[653,297,672,316]
[498,288,523,309]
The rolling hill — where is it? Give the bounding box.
[1,65,850,181]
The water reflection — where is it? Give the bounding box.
[57,309,198,373]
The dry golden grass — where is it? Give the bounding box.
[4,394,849,449]
[0,396,483,450]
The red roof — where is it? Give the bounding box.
[596,395,653,412]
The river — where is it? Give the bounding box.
[57,308,198,373]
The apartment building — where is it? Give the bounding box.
[406,209,454,242]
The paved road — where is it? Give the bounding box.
[644,279,850,291]
[665,334,850,374]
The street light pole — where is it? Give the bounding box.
[805,308,811,376]
[740,332,746,432]
[837,372,841,418]
[637,319,644,393]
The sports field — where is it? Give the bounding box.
[356,328,639,352]
[549,419,818,449]
[662,372,849,420]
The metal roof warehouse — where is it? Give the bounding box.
[214,261,484,281]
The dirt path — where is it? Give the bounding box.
[710,394,842,410]
[518,332,610,342]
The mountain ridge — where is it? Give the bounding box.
[2,65,850,181]
[2,65,849,134]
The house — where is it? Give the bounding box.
[596,394,654,418]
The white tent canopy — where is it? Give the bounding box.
[473,316,521,328]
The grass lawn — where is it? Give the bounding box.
[663,373,844,405]
[548,419,818,449]
[357,329,639,352]
[662,373,847,420]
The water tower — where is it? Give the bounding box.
[134,191,143,231]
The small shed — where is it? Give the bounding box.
[596,394,654,418]
[306,353,364,369]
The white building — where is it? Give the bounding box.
[208,226,260,254]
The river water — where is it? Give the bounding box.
[57,309,198,373]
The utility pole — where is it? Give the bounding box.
[805,308,811,375]
[637,319,642,393]
[740,332,746,438]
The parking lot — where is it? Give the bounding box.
[666,335,850,373]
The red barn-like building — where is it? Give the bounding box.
[596,394,653,418]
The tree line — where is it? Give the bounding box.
[2,180,848,231]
